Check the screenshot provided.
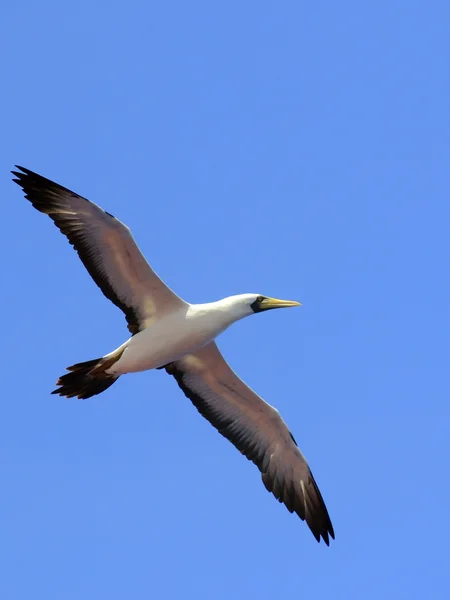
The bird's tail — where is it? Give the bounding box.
[52,348,125,399]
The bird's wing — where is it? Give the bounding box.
[165,342,334,545]
[12,166,185,334]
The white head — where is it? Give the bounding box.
[219,293,301,321]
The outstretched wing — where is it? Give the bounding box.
[13,166,185,334]
[165,343,334,545]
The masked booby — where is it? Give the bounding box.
[12,166,334,545]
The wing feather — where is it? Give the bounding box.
[165,343,334,545]
[12,166,185,334]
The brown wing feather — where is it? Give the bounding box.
[165,343,334,545]
[12,166,184,334]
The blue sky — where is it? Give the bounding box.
[1,1,449,598]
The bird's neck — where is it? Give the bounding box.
[191,297,250,330]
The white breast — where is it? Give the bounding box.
[108,303,234,375]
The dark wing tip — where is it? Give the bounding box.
[318,523,335,546]
[305,480,335,546]
[13,164,29,173]
[301,506,334,546]
[12,165,33,182]
[262,462,334,546]
[12,165,77,200]
[12,165,27,185]
[304,514,334,546]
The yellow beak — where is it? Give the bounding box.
[259,297,302,310]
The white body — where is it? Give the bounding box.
[106,296,254,375]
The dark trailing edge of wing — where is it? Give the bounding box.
[12,166,140,334]
[165,361,335,545]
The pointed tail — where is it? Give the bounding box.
[52,350,124,399]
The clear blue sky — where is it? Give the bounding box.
[1,2,449,598]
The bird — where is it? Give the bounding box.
[12,165,334,545]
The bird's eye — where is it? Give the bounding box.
[257,295,264,302]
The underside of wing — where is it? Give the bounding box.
[13,166,185,334]
[165,343,334,545]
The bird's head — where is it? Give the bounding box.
[248,294,301,314]
[222,293,301,320]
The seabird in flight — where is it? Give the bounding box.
[12,166,334,545]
